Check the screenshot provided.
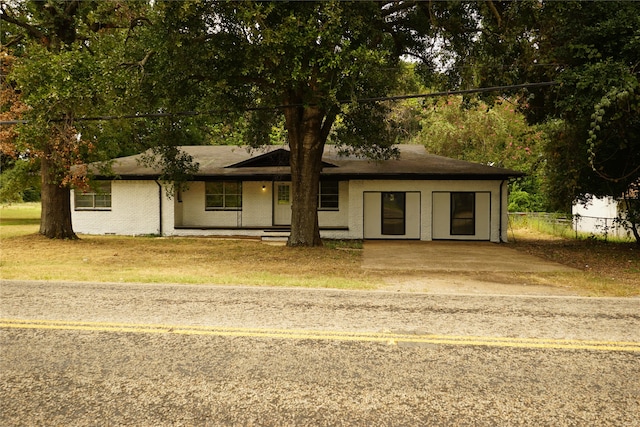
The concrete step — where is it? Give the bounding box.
[261,231,289,243]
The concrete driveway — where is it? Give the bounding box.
[362,241,576,272]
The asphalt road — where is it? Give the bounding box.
[1,280,639,426]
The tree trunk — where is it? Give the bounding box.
[39,152,77,239]
[621,194,640,245]
[631,224,640,245]
[284,104,326,247]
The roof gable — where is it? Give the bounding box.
[227,148,337,168]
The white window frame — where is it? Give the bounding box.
[74,181,112,211]
[205,181,242,211]
[318,180,339,211]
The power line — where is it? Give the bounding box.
[355,82,557,103]
[0,81,557,125]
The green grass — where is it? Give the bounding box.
[509,212,636,243]
[0,203,377,289]
[1,203,637,296]
[0,202,41,238]
[509,213,575,239]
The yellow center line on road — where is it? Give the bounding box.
[2,318,639,352]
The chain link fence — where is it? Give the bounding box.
[508,212,634,242]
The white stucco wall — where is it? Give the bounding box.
[363,191,421,239]
[347,179,506,242]
[179,181,244,228]
[318,181,349,228]
[430,181,504,242]
[174,180,348,230]
[500,183,509,242]
[72,180,161,235]
[242,181,275,226]
[73,178,510,241]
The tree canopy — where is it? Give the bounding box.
[124,1,492,246]
[3,1,638,244]
[408,95,548,212]
[467,1,640,240]
[469,1,640,210]
[1,0,151,237]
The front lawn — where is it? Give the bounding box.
[508,226,639,296]
[0,203,374,289]
[1,203,637,296]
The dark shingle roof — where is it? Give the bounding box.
[91,144,523,180]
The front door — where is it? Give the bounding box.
[273,182,292,225]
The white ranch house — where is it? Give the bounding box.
[72,145,522,242]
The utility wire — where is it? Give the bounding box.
[0,81,557,125]
[354,82,557,103]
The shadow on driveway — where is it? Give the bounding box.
[362,241,576,273]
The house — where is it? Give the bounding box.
[573,196,621,237]
[572,186,639,239]
[71,144,523,242]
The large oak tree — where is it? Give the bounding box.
[133,1,480,246]
[1,0,149,238]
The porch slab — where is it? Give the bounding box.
[362,241,576,272]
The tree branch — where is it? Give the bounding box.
[0,9,46,43]
[120,51,155,70]
[320,106,339,142]
[3,34,25,49]
[64,1,80,18]
[485,0,502,27]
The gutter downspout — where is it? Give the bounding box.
[155,180,163,236]
[499,180,506,243]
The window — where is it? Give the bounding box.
[75,182,111,210]
[277,183,290,205]
[451,192,475,235]
[319,180,339,210]
[382,192,405,235]
[206,181,242,210]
